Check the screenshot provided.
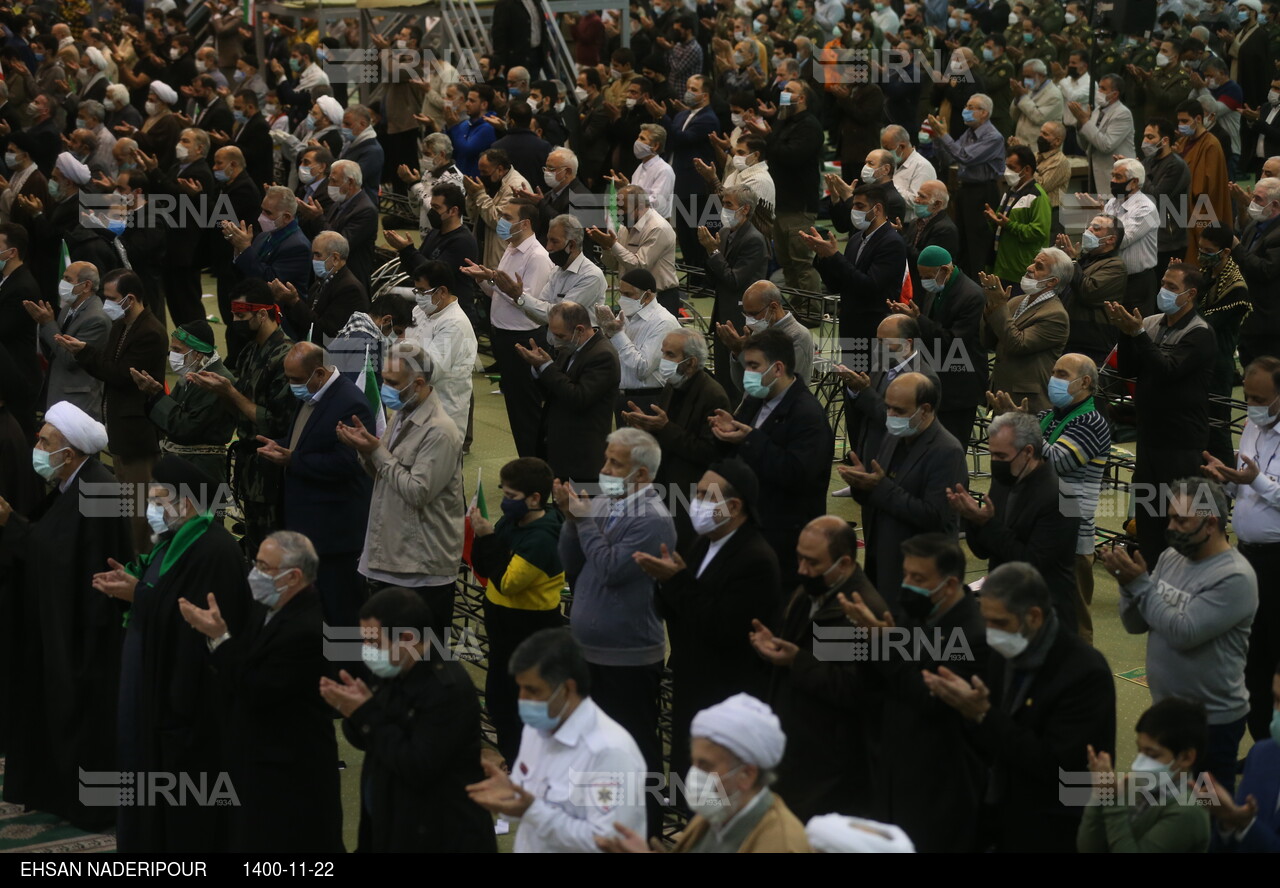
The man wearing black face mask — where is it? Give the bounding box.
[839,532,989,853]
[947,409,1080,633]
[1102,476,1258,793]
[748,515,889,821]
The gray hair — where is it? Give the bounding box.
[550,213,584,250]
[550,146,579,175]
[606,427,662,477]
[723,183,758,214]
[1023,58,1047,76]
[982,562,1051,619]
[667,327,708,368]
[970,93,993,114]
[267,530,319,583]
[347,103,374,125]
[1114,157,1145,187]
[332,158,362,186]
[73,263,101,288]
[1094,213,1125,249]
[265,185,298,217]
[988,410,1043,453]
[1038,247,1074,291]
[106,83,129,105]
[1043,120,1066,140]
[917,179,949,209]
[639,122,666,152]
[423,132,453,159]
[618,184,650,207]
[1170,476,1230,526]
[1255,177,1280,204]
[314,230,350,259]
[183,128,210,157]
[387,338,434,383]
[78,99,105,122]
[881,124,910,145]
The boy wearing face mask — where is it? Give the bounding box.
[1078,698,1212,852]
[467,457,566,765]
[1103,477,1257,794]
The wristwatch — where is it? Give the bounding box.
[516,295,526,306]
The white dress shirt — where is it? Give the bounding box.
[606,207,679,290]
[1056,72,1092,126]
[697,527,737,577]
[724,159,776,212]
[518,251,607,324]
[631,154,676,219]
[1103,190,1158,273]
[1228,418,1280,544]
[891,149,937,206]
[610,297,681,389]
[409,299,477,436]
[483,235,557,332]
[510,696,648,853]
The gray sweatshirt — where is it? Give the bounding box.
[1119,547,1257,725]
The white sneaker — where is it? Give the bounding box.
[833,486,852,497]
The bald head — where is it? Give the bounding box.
[1265,156,1280,181]
[283,342,327,396]
[866,149,896,179]
[796,515,859,587]
[914,179,949,215]
[1050,353,1098,406]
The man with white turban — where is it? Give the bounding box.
[805,814,916,852]
[0,400,134,832]
[597,694,812,853]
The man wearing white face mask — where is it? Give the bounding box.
[1202,356,1280,744]
[23,259,109,420]
[468,627,647,852]
[405,261,477,437]
[178,530,343,852]
[133,319,236,484]
[923,561,1115,853]
[984,145,1051,290]
[1234,177,1280,367]
[621,329,731,547]
[552,428,675,834]
[0,400,131,833]
[597,268,680,417]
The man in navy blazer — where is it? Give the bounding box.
[322,160,379,287]
[1211,666,1280,852]
[711,328,834,579]
[807,183,909,373]
[704,187,768,404]
[257,342,374,633]
[662,75,720,283]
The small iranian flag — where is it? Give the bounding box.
[462,468,488,588]
[57,240,70,278]
[355,343,387,435]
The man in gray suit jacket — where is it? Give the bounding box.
[838,373,968,610]
[1070,73,1134,194]
[703,185,768,404]
[26,261,110,420]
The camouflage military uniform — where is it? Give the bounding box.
[228,327,294,552]
[146,356,238,484]
[980,53,1017,136]
[1143,64,1192,125]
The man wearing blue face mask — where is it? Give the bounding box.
[1010,59,1064,148]
[324,587,496,852]
[272,230,364,347]
[1203,356,1280,744]
[179,530,344,852]
[552,428,674,835]
[928,93,1006,276]
[1106,262,1217,562]
[710,328,833,579]
[258,341,373,634]
[469,627,647,851]
[337,339,465,651]
[923,561,1115,853]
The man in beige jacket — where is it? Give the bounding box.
[463,147,532,270]
[336,339,464,643]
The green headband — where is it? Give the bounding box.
[174,328,214,354]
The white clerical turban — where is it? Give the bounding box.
[316,95,344,125]
[690,693,785,769]
[149,80,177,106]
[85,46,108,71]
[55,152,90,185]
[45,401,109,454]
[805,815,916,853]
